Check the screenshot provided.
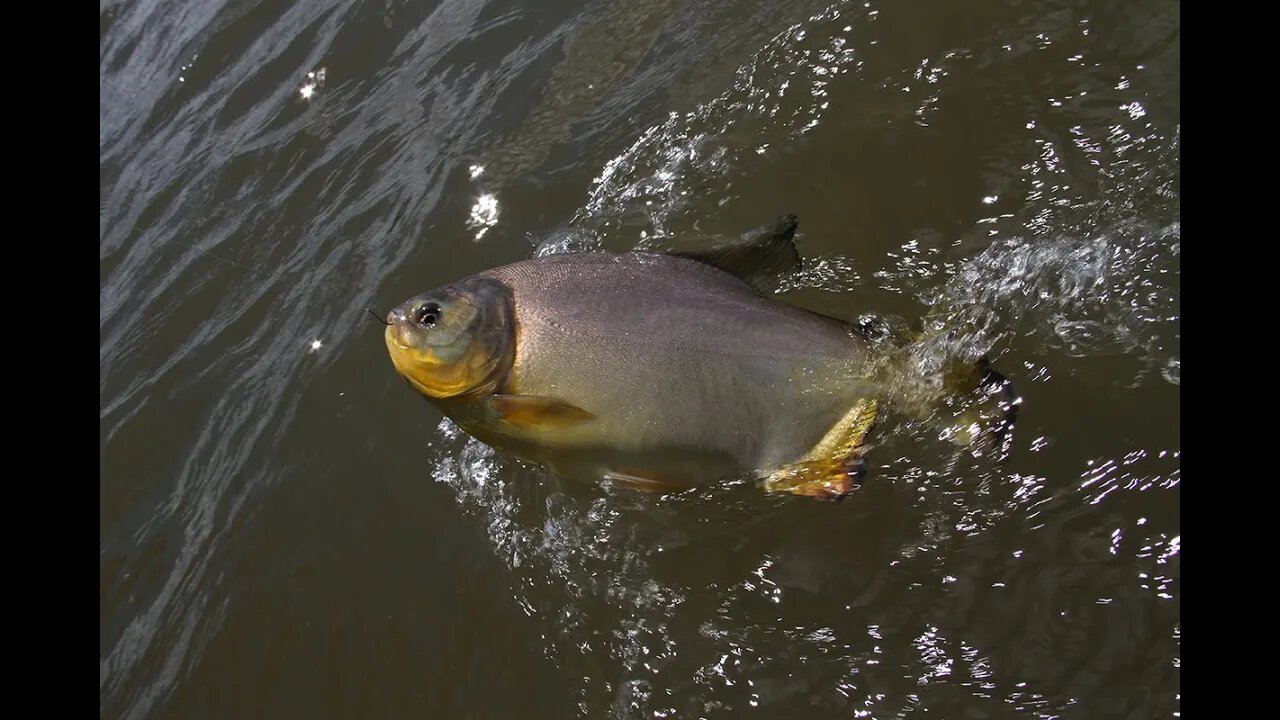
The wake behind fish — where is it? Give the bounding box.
[423,0,1178,714]
[900,219,1180,389]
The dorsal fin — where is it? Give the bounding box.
[673,214,801,292]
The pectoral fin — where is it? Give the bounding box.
[487,394,595,428]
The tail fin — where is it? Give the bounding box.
[880,338,1020,461]
[937,360,1019,460]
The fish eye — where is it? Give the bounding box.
[415,302,442,327]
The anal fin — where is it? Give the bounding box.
[762,455,868,501]
[763,398,879,502]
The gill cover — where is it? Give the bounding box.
[384,276,515,399]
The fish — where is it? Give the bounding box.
[383,215,1016,500]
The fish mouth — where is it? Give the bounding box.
[385,324,410,351]
[386,304,415,329]
[384,302,432,352]
[383,323,439,398]
[384,320,427,359]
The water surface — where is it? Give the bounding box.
[101,0,1179,716]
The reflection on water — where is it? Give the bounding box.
[101,0,1178,716]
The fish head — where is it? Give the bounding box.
[384,276,515,399]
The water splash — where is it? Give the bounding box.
[914,220,1180,385]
